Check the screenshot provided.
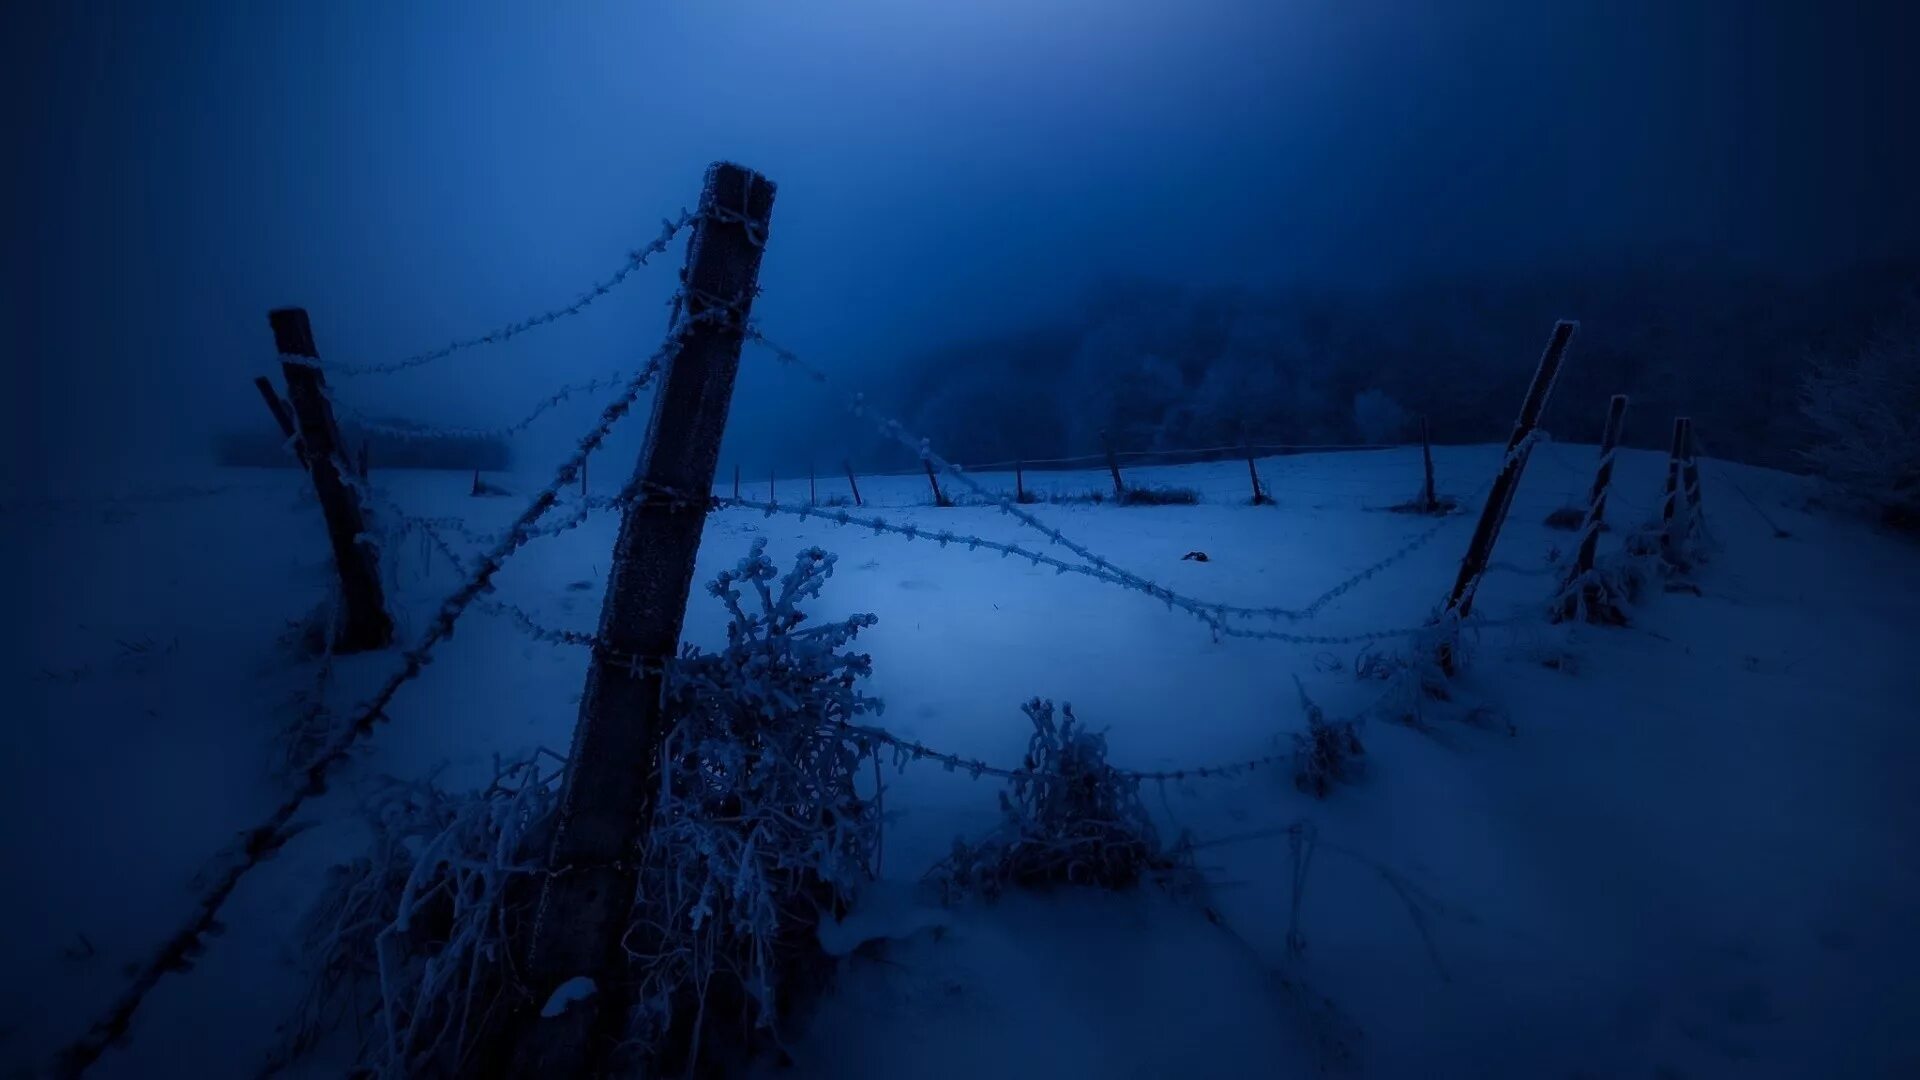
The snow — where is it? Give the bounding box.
[6,442,1918,1077]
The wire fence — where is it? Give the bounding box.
[58,191,1625,1073]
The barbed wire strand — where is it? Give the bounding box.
[288,213,691,378]
[51,306,709,1077]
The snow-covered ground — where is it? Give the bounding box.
[6,443,1918,1078]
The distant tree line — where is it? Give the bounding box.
[870,259,1918,482]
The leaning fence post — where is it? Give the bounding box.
[843,460,863,507]
[1243,429,1270,505]
[1555,393,1629,622]
[510,162,775,1075]
[1437,320,1577,668]
[1420,416,1438,512]
[1660,416,1690,562]
[1679,419,1705,541]
[252,375,300,458]
[270,308,393,652]
[1102,429,1126,498]
[924,458,951,507]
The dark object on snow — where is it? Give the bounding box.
[470,471,512,497]
[1181,550,1210,562]
[1542,505,1587,531]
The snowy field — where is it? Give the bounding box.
[6,442,1919,1078]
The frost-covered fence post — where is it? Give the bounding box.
[843,459,863,507]
[270,307,394,652]
[510,162,775,1076]
[1437,320,1576,667]
[924,458,952,507]
[1555,393,1629,622]
[1244,427,1271,505]
[1660,416,1691,560]
[1680,419,1705,538]
[1421,416,1438,512]
[252,375,299,455]
[1102,429,1126,497]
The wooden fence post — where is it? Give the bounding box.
[924,459,951,507]
[1555,393,1629,622]
[1016,459,1026,504]
[843,460,863,507]
[252,375,299,452]
[510,162,776,1074]
[770,466,777,505]
[1437,320,1577,667]
[1680,419,1705,540]
[1660,416,1690,561]
[809,461,816,506]
[1420,416,1437,512]
[269,308,394,653]
[1243,430,1270,505]
[1102,429,1126,498]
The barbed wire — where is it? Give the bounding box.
[51,305,710,1077]
[747,325,1548,632]
[288,213,691,378]
[324,369,636,443]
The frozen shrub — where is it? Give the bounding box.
[933,699,1187,900]
[1290,677,1364,798]
[629,540,883,1074]
[1117,484,1202,506]
[287,542,883,1078]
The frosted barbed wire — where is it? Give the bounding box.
[325,369,636,443]
[290,213,691,378]
[51,306,708,1076]
[745,326,1544,627]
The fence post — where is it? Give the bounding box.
[1555,393,1629,622]
[734,463,741,500]
[252,375,299,455]
[510,162,775,1075]
[770,466,776,505]
[1016,459,1026,504]
[1421,416,1437,512]
[1243,430,1270,505]
[809,461,816,506]
[1660,416,1690,562]
[924,459,951,507]
[1102,429,1126,498]
[1437,320,1577,668]
[269,308,394,653]
[843,460,863,507]
[1680,419,1705,541]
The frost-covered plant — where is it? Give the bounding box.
[286,542,881,1078]
[627,540,883,1075]
[1552,522,1664,625]
[1291,677,1364,798]
[286,753,562,1078]
[1117,484,1202,506]
[1355,618,1466,729]
[933,698,1185,900]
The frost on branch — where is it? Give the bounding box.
[933,698,1189,900]
[628,539,883,1075]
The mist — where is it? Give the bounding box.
[7,0,1917,493]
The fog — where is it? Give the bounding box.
[6,0,1917,492]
